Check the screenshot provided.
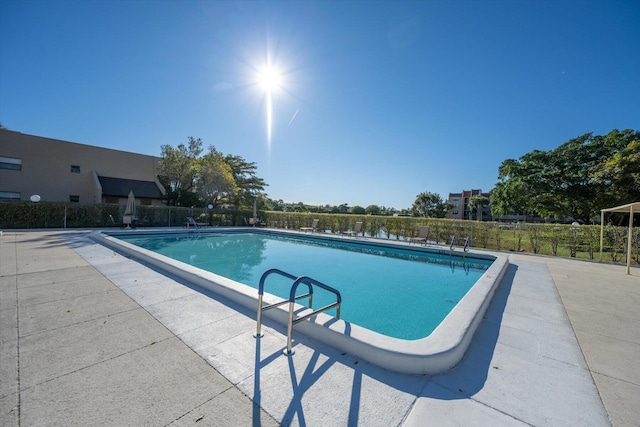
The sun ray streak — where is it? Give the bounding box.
[251,45,290,156]
[266,91,273,150]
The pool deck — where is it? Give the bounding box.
[1,230,638,426]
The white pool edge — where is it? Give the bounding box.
[90,229,509,375]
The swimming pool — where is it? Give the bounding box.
[92,228,509,374]
[115,231,492,340]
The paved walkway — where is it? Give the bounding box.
[1,230,638,426]
[1,231,278,426]
[509,253,640,426]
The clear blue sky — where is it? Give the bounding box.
[1,0,638,210]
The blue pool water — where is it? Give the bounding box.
[116,231,493,340]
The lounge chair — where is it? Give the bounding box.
[249,217,263,227]
[123,214,137,229]
[300,219,319,233]
[342,221,362,237]
[186,217,207,229]
[410,226,429,245]
[109,214,126,229]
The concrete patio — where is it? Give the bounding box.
[1,230,638,426]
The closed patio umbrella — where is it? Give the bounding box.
[123,190,136,228]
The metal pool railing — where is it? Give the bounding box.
[254,268,342,355]
[450,235,472,252]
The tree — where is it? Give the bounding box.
[224,154,267,209]
[468,195,490,221]
[158,137,268,209]
[351,205,366,214]
[330,203,349,214]
[158,137,202,206]
[366,205,381,215]
[594,129,640,205]
[291,202,306,212]
[410,192,451,218]
[491,130,639,223]
[270,199,285,211]
[490,172,529,219]
[197,147,238,207]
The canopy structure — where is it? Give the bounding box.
[600,202,640,275]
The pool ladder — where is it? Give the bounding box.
[254,268,342,355]
[450,236,472,252]
[186,217,201,234]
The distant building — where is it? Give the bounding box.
[0,129,165,206]
[446,189,492,221]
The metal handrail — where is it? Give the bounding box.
[463,236,471,252]
[285,276,342,355]
[450,235,457,250]
[253,268,342,357]
[254,268,313,338]
[186,216,201,233]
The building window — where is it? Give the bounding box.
[452,211,458,215]
[69,195,80,203]
[70,165,81,173]
[0,157,22,171]
[452,197,459,201]
[0,191,21,200]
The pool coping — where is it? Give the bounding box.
[90,228,509,374]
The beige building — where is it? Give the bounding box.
[446,189,492,221]
[0,129,165,206]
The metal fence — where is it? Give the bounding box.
[1,202,637,265]
[0,201,255,229]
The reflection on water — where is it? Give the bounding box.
[122,233,267,283]
[291,236,491,271]
[450,259,471,275]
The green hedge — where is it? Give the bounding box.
[261,212,638,265]
[0,201,255,229]
[1,202,637,265]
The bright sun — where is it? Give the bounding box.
[258,66,282,92]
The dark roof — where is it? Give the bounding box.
[98,176,163,199]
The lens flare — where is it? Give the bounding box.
[266,90,273,148]
[257,65,282,149]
